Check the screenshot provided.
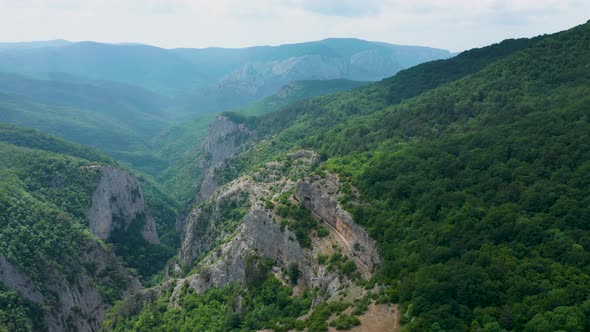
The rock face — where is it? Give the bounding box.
[0,243,141,332]
[210,43,452,105]
[295,175,380,278]
[174,150,380,304]
[88,165,159,244]
[196,115,251,201]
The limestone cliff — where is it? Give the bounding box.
[295,174,380,278]
[195,115,251,202]
[173,150,379,305]
[88,165,159,244]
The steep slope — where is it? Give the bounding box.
[111,21,590,331]
[0,125,176,331]
[108,149,381,331]
[150,79,368,205]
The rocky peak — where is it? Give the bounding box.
[87,165,159,244]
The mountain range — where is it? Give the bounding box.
[0,38,451,117]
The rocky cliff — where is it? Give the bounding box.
[173,150,379,304]
[88,165,159,244]
[295,174,380,278]
[0,163,162,332]
[195,115,251,201]
[0,242,140,332]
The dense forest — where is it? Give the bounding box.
[0,125,181,330]
[178,21,590,330]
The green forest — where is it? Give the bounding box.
[181,21,590,331]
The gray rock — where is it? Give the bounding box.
[88,165,159,244]
[295,175,380,278]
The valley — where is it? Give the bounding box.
[1,19,590,332]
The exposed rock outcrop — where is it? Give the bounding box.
[88,165,159,244]
[174,150,379,305]
[0,242,140,332]
[196,115,251,202]
[295,175,380,278]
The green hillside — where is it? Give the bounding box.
[170,21,590,331]
[0,128,121,330]
[0,124,179,284]
[235,79,369,116]
[0,74,173,171]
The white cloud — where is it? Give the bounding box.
[0,0,587,51]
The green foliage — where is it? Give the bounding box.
[330,314,361,330]
[287,262,300,285]
[276,202,318,248]
[306,301,350,332]
[0,284,46,332]
[108,274,313,332]
[316,226,329,238]
[204,21,590,330]
[108,214,176,285]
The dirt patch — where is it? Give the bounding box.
[329,302,399,332]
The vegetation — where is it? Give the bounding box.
[201,21,590,330]
[234,79,369,116]
[330,314,361,330]
[0,125,177,302]
[107,272,313,332]
[276,201,318,248]
[0,284,45,332]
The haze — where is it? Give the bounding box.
[0,0,588,51]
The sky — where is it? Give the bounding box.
[0,0,588,52]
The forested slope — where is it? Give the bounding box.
[0,125,179,331]
[208,21,590,330]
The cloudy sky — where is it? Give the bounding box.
[0,0,588,52]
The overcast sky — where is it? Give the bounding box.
[0,0,588,52]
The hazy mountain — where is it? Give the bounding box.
[0,39,71,50]
[0,73,171,159]
[0,38,451,117]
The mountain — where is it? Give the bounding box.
[0,38,451,117]
[108,21,590,331]
[0,42,203,95]
[0,39,71,51]
[0,124,180,331]
[172,38,452,115]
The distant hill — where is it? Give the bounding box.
[0,73,171,162]
[0,38,451,117]
[0,39,71,50]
